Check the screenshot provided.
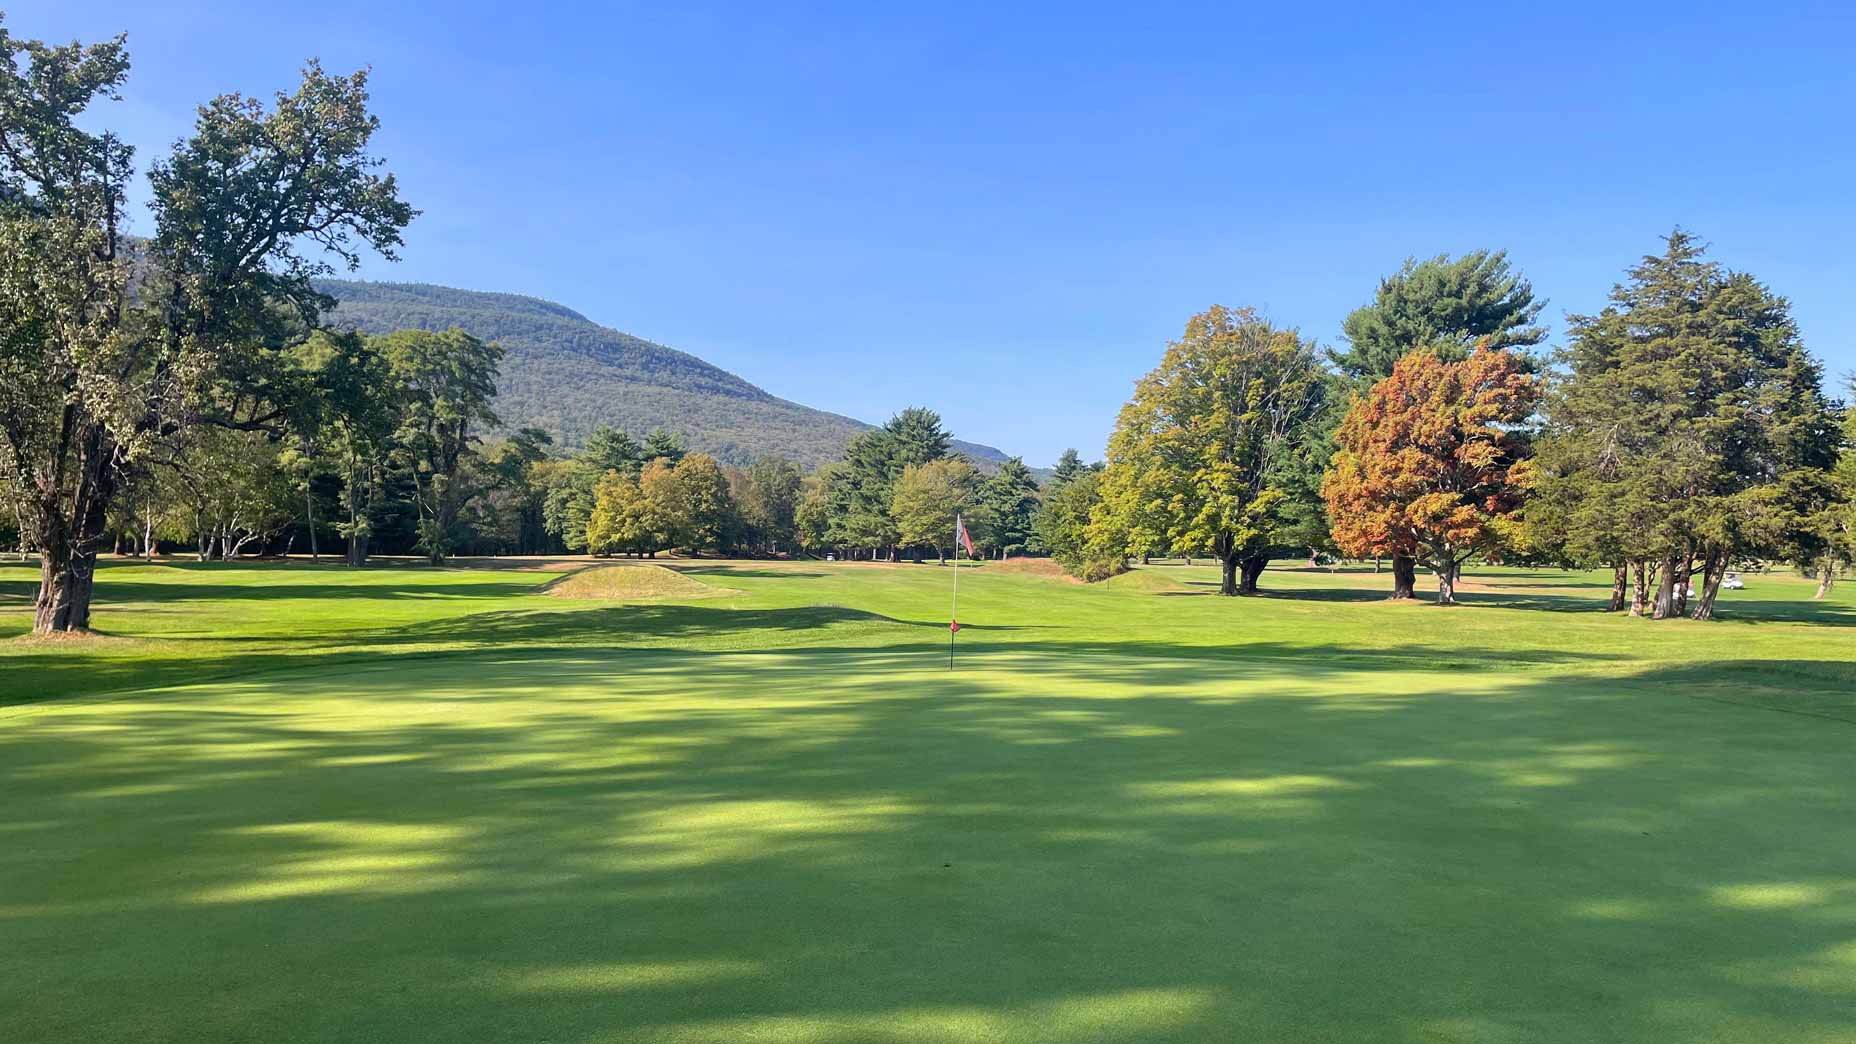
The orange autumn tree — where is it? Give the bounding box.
[1322,346,1540,604]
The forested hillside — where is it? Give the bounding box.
[317,280,1012,468]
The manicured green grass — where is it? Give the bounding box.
[2,557,1853,1042]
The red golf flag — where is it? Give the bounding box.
[956,516,975,557]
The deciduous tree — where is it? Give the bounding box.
[891,458,980,563]
[586,470,647,556]
[733,456,801,555]
[1093,306,1329,595]
[0,26,411,629]
[674,452,734,554]
[1323,346,1540,604]
[1333,250,1544,597]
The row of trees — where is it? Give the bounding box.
[793,407,1042,563]
[1049,235,1851,619]
[106,326,506,569]
[5,24,1847,632]
[0,23,416,632]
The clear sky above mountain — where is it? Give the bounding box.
[20,1,1855,465]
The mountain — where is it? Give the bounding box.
[315,280,1015,470]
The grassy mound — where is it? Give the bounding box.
[540,563,734,600]
[988,556,1080,582]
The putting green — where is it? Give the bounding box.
[2,559,1853,1043]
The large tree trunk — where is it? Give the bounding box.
[1651,556,1680,619]
[1218,553,1239,596]
[1671,554,1692,617]
[33,430,116,634]
[1607,564,1627,612]
[38,552,101,633]
[1237,554,1268,595]
[1690,552,1726,621]
[1628,560,1653,617]
[33,534,81,633]
[1436,565,1457,605]
[1390,554,1416,600]
[305,484,318,561]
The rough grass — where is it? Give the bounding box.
[2,558,1854,1043]
[541,562,736,600]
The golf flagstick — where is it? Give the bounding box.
[949,513,960,669]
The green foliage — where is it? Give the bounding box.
[1804,396,1856,594]
[1531,231,1841,618]
[890,458,981,562]
[0,22,411,630]
[978,458,1040,557]
[1334,250,1545,381]
[1049,449,1088,487]
[584,426,645,473]
[637,457,687,554]
[379,328,504,564]
[732,457,803,554]
[674,453,735,554]
[290,330,400,564]
[585,470,647,556]
[817,408,959,557]
[1034,469,1108,578]
[644,429,687,466]
[1092,306,1330,594]
[795,464,845,553]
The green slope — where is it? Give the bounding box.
[317,280,1014,468]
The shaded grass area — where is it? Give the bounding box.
[2,558,1855,1042]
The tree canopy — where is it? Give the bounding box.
[1092,306,1330,594]
[0,22,412,632]
[1323,347,1540,604]
[1333,250,1546,381]
[1529,231,1840,618]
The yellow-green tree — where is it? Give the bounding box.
[636,458,687,556]
[891,458,980,563]
[1092,306,1328,595]
[674,452,735,554]
[585,470,646,556]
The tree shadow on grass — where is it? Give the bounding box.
[2,648,1852,1042]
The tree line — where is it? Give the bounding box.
[4,20,1852,636]
[1061,236,1854,620]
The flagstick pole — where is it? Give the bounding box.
[949,513,959,670]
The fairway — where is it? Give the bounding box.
[3,559,1854,1043]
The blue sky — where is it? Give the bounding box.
[17,2,1856,465]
